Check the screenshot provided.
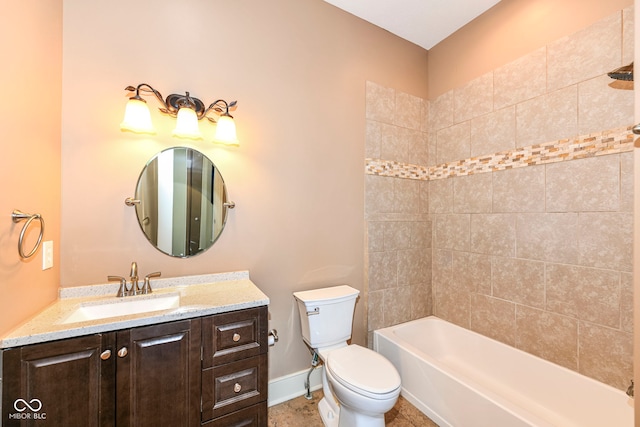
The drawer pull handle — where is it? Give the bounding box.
[117,347,128,358]
[100,349,112,360]
[234,383,242,393]
[233,333,241,342]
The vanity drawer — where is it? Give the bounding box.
[201,354,268,421]
[201,403,267,426]
[202,306,267,368]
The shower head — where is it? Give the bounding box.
[608,62,634,81]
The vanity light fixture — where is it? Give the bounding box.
[120,83,239,145]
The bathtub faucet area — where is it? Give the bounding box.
[627,380,634,398]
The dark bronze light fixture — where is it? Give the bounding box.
[120,83,238,145]
[607,63,634,81]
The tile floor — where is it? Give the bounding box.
[268,390,439,426]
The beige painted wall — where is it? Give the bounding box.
[429,0,633,98]
[0,1,62,336]
[60,0,428,379]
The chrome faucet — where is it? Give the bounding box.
[129,261,139,295]
[627,379,634,398]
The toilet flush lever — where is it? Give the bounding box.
[306,307,320,316]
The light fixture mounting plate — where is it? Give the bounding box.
[165,94,206,116]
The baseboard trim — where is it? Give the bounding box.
[268,365,324,407]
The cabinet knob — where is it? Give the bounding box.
[234,383,242,393]
[232,333,241,342]
[100,349,112,360]
[117,347,128,358]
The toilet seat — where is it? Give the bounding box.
[326,344,401,400]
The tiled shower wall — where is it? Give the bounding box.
[364,6,635,390]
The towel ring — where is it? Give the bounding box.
[12,210,45,259]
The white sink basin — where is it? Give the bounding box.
[60,293,180,324]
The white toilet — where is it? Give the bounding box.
[293,285,401,427]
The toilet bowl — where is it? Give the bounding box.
[323,345,401,426]
[293,285,401,427]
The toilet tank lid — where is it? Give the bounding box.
[293,285,359,304]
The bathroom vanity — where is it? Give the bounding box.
[0,272,269,427]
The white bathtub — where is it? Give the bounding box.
[373,316,633,427]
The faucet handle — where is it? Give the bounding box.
[108,275,128,297]
[141,272,161,294]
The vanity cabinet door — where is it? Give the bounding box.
[1,333,116,427]
[115,319,201,427]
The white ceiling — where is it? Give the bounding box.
[323,0,502,50]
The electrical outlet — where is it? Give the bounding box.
[42,241,53,270]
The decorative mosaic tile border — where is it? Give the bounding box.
[365,126,635,181]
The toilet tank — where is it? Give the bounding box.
[293,285,359,349]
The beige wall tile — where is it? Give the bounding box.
[470,214,516,257]
[366,81,395,123]
[492,165,545,212]
[470,294,516,346]
[516,85,578,147]
[546,11,621,92]
[419,181,430,213]
[384,285,413,326]
[622,6,634,64]
[365,119,381,159]
[470,107,516,157]
[492,257,545,309]
[546,264,621,328]
[516,306,578,370]
[398,249,429,286]
[452,251,491,294]
[437,121,471,164]
[434,214,470,251]
[430,91,453,132]
[453,173,493,213]
[410,221,432,250]
[379,123,404,162]
[367,290,384,331]
[395,91,423,130]
[421,98,430,133]
[434,287,470,329]
[620,151,633,212]
[453,72,493,124]
[546,155,620,212]
[411,283,432,319]
[383,222,411,251]
[516,213,579,264]
[577,212,633,272]
[368,251,397,291]
[394,178,421,214]
[432,249,452,291]
[620,272,633,333]
[365,175,394,215]
[366,221,385,253]
[578,75,634,135]
[429,178,453,213]
[494,47,547,109]
[407,128,429,166]
[579,322,632,390]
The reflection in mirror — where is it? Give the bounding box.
[134,147,230,257]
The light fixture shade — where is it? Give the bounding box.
[120,98,156,134]
[172,107,203,139]
[213,115,239,145]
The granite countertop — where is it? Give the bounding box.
[0,271,269,349]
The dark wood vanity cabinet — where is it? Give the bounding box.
[115,319,202,427]
[201,306,268,426]
[1,306,268,427]
[2,333,116,427]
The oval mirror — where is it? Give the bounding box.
[133,147,231,257]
